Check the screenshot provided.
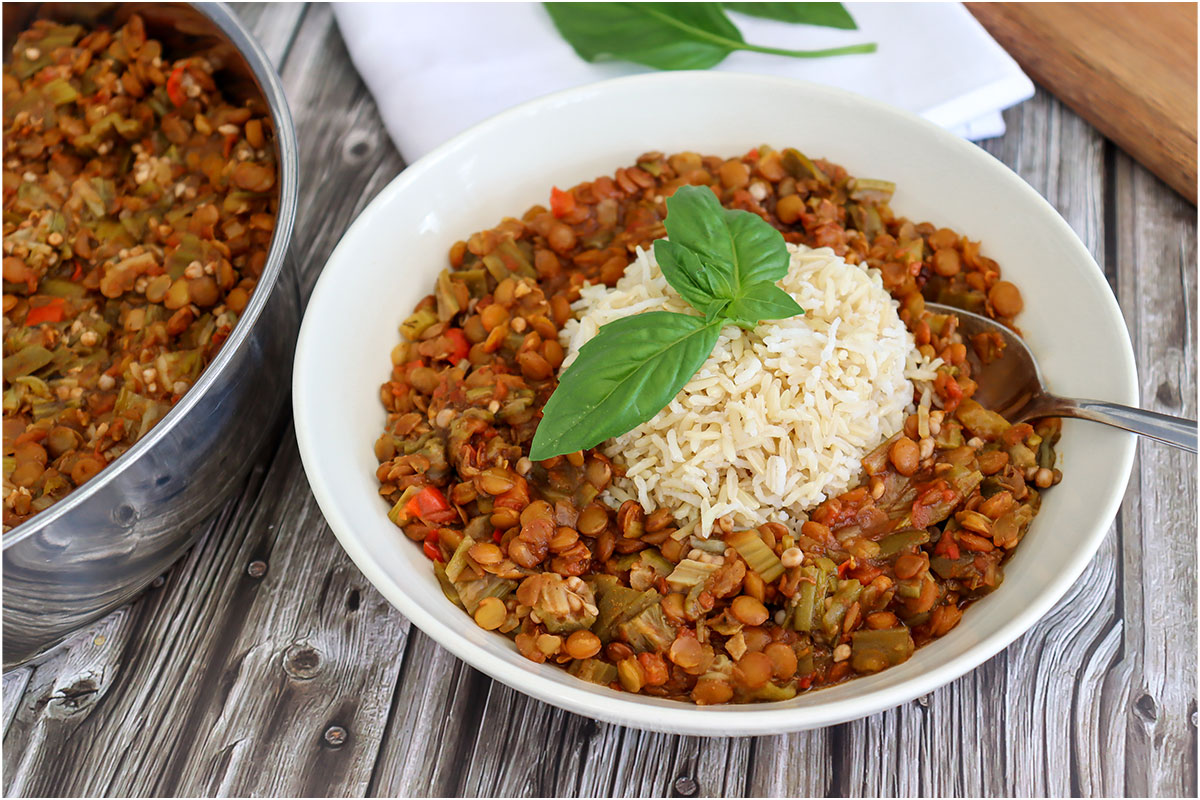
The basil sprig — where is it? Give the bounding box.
[542,3,875,71]
[529,185,804,460]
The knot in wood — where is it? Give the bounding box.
[46,679,99,719]
[283,643,323,680]
[341,131,372,164]
[247,560,268,579]
[673,775,697,797]
[324,725,347,747]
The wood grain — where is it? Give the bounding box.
[966,2,1198,203]
[2,3,1195,797]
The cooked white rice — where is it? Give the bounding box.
[559,242,939,535]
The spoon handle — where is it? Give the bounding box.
[1033,397,1197,453]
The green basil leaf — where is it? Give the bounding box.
[544,2,744,70]
[723,281,804,329]
[726,2,858,30]
[653,238,732,314]
[529,312,721,460]
[543,3,876,70]
[663,185,792,295]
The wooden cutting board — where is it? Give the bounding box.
[966,2,1197,203]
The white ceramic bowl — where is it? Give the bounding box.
[293,73,1136,735]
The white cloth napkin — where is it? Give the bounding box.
[333,2,1033,163]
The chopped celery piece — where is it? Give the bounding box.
[849,177,896,204]
[39,279,89,299]
[387,485,420,526]
[433,563,463,608]
[690,537,726,554]
[846,201,884,240]
[820,579,863,640]
[13,375,51,398]
[444,536,475,583]
[935,420,964,449]
[457,268,489,299]
[639,549,673,577]
[1008,442,1038,470]
[726,529,784,582]
[781,147,829,184]
[435,269,463,321]
[935,286,988,315]
[745,682,798,702]
[850,628,914,673]
[590,575,659,642]
[610,552,640,573]
[3,345,54,377]
[637,159,662,176]
[617,603,677,653]
[792,557,836,632]
[665,558,718,591]
[955,398,1010,440]
[399,308,438,341]
[929,554,977,581]
[876,528,930,558]
[569,658,618,686]
[494,240,536,278]
[456,575,516,614]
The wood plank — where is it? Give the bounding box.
[365,632,489,797]
[966,2,1198,203]
[2,668,31,738]
[1113,149,1199,798]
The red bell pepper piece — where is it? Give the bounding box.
[166,65,187,107]
[405,485,457,524]
[24,297,66,326]
[422,529,444,562]
[550,186,575,219]
[444,328,470,363]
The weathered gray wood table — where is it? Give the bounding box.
[3,4,1196,796]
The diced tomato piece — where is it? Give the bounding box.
[549,186,575,219]
[837,558,856,579]
[850,562,884,584]
[422,529,444,562]
[934,530,961,561]
[24,297,66,326]
[166,65,187,107]
[492,529,503,543]
[444,328,470,362]
[405,485,457,524]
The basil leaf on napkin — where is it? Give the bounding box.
[543,3,875,70]
[727,3,859,30]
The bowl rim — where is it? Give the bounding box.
[3,1,299,548]
[293,71,1137,734]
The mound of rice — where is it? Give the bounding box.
[559,242,939,535]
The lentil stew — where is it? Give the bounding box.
[2,15,278,531]
[374,146,1060,704]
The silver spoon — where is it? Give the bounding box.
[926,302,1197,452]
